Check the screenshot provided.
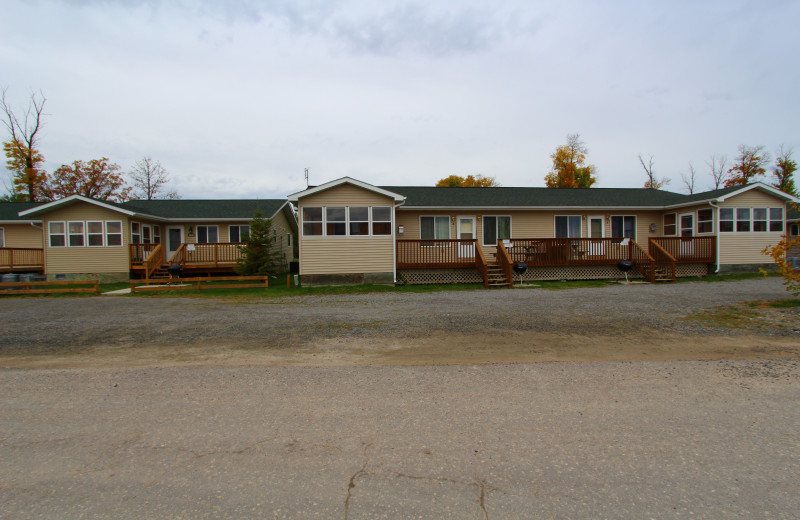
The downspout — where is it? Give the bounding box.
[709,201,721,273]
[392,201,405,284]
[29,221,43,230]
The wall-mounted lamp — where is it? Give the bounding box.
[187,226,195,237]
[649,223,657,233]
[476,215,481,221]
[397,225,404,236]
[451,216,456,225]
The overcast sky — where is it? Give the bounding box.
[2,0,798,199]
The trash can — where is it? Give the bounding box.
[1,273,20,290]
[289,261,299,274]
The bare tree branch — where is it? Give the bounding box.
[706,153,727,190]
[638,153,670,189]
[129,156,180,200]
[1,87,48,201]
[680,162,697,194]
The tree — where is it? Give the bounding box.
[681,162,697,194]
[1,88,48,201]
[129,156,180,200]
[235,210,283,276]
[46,158,131,202]
[638,153,670,189]
[435,174,499,187]
[762,203,800,296]
[544,134,597,188]
[770,145,797,196]
[725,145,769,187]
[706,153,728,190]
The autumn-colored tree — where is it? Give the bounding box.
[129,156,180,200]
[638,153,670,189]
[435,174,499,187]
[45,158,131,202]
[725,145,769,187]
[762,204,800,296]
[770,145,797,197]
[4,140,48,201]
[1,88,48,201]
[544,134,597,188]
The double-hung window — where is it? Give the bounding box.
[87,221,104,246]
[752,208,768,232]
[555,216,581,238]
[229,225,250,242]
[770,208,784,232]
[131,222,141,244]
[49,222,66,247]
[153,226,161,244]
[326,207,346,236]
[420,216,450,240]
[302,207,323,236]
[611,216,636,241]
[483,216,511,246]
[68,221,85,247]
[736,208,751,232]
[371,207,392,235]
[0,227,4,248]
[697,209,713,234]
[349,207,369,235]
[663,213,677,236]
[197,225,219,244]
[719,208,734,232]
[106,221,123,246]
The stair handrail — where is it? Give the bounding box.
[629,239,656,283]
[496,240,514,288]
[143,244,163,280]
[649,240,677,282]
[475,242,489,289]
[167,243,186,267]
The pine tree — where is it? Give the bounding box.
[235,210,283,276]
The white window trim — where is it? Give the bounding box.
[68,220,85,248]
[371,206,393,237]
[105,221,123,247]
[348,206,370,237]
[196,225,220,244]
[324,206,347,237]
[679,212,694,237]
[131,221,141,244]
[86,220,105,247]
[718,206,785,233]
[301,206,323,238]
[696,209,714,235]
[553,215,582,239]
[141,223,152,244]
[482,215,512,246]
[229,224,250,243]
[0,227,5,248]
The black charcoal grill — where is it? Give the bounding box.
[167,264,183,282]
[617,260,633,283]
[512,261,528,286]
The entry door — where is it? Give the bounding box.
[679,213,694,257]
[457,216,475,258]
[588,216,605,256]
[166,227,184,263]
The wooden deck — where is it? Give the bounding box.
[0,248,44,273]
[130,242,247,278]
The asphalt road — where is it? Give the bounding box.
[2,359,799,519]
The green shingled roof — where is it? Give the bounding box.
[382,186,693,208]
[119,199,287,219]
[788,207,800,222]
[0,202,43,221]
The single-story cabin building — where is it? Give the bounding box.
[288,177,800,287]
[1,196,296,282]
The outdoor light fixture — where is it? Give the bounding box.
[398,225,404,235]
[649,223,657,232]
[187,226,194,237]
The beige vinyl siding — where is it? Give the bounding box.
[2,223,43,248]
[301,237,394,274]
[267,209,296,265]
[717,189,788,264]
[718,190,783,208]
[299,184,395,275]
[43,203,131,274]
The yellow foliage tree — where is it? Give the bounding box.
[46,158,131,202]
[544,134,597,188]
[4,139,48,201]
[435,174,499,187]
[762,203,800,296]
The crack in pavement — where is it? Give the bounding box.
[343,443,371,520]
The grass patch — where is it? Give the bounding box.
[766,299,800,309]
[684,305,762,329]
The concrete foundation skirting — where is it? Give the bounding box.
[47,272,130,283]
[300,272,394,286]
[716,263,777,275]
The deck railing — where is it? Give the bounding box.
[496,240,514,287]
[649,237,716,263]
[629,240,656,282]
[650,240,677,282]
[504,238,633,266]
[184,243,245,267]
[143,244,163,279]
[168,243,186,267]
[475,243,489,289]
[0,248,44,271]
[129,243,160,265]
[396,239,477,268]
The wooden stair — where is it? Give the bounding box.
[653,264,674,283]
[486,263,511,288]
[146,265,170,281]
